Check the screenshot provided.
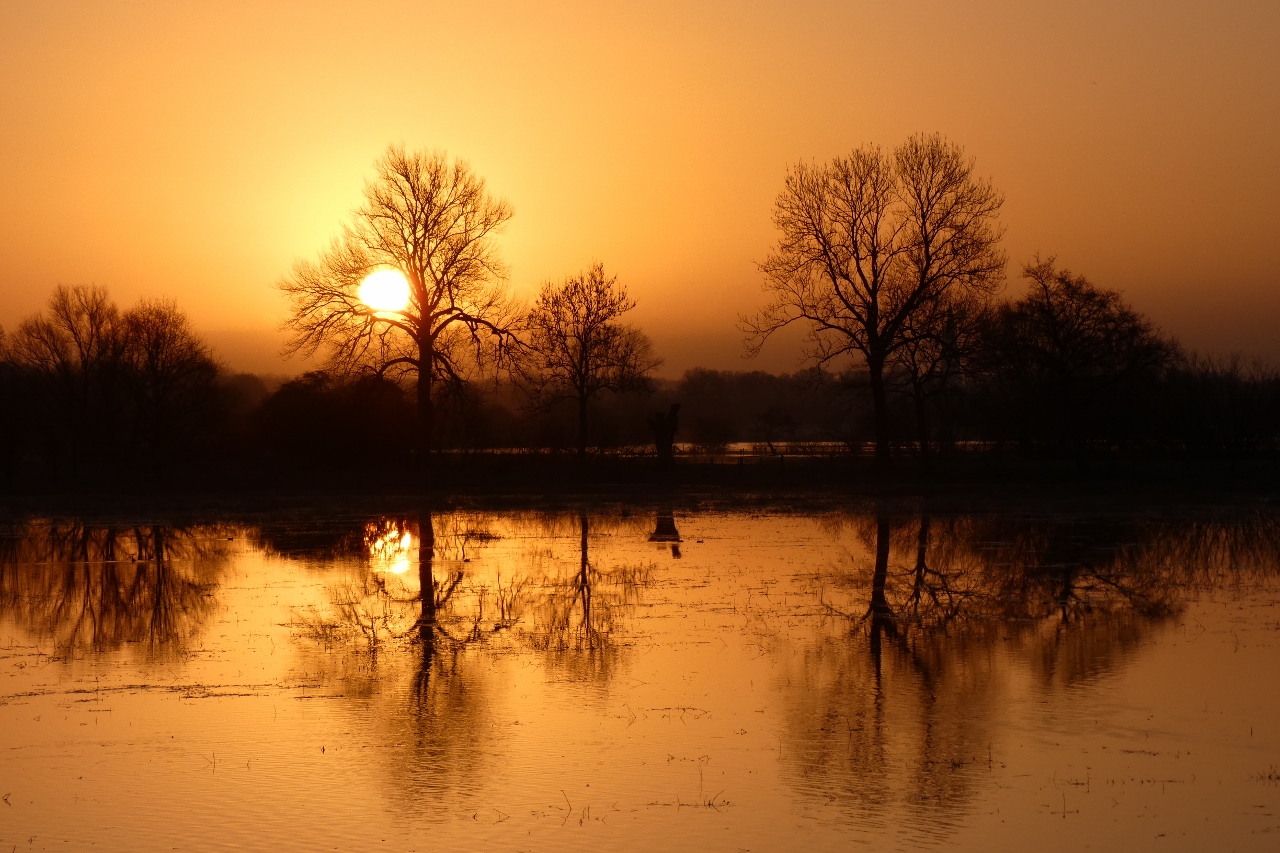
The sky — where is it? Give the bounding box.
[1,0,1277,377]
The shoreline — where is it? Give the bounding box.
[4,467,1279,521]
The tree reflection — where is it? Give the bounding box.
[525,511,652,682]
[398,510,495,795]
[295,510,653,683]
[283,510,499,804]
[787,507,1280,822]
[260,504,1280,826]
[286,508,653,810]
[0,520,226,657]
[251,516,369,562]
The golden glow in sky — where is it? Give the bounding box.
[1,1,1278,373]
[359,269,411,314]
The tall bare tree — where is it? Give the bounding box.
[8,286,221,477]
[743,134,1005,463]
[122,299,220,468]
[518,263,660,456]
[13,284,125,400]
[12,285,128,469]
[279,145,517,457]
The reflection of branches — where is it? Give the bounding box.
[790,506,1280,825]
[0,520,226,658]
[819,515,983,671]
[294,510,655,691]
[524,513,653,682]
[902,516,974,624]
[820,510,1199,650]
[286,509,655,812]
[251,519,367,562]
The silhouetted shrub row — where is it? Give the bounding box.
[2,276,1278,489]
[0,286,223,486]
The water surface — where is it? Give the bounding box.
[3,502,1280,850]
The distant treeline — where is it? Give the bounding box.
[1,270,1279,490]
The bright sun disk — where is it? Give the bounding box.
[358,269,411,313]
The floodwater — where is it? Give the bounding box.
[3,501,1280,851]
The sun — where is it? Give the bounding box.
[358,269,411,313]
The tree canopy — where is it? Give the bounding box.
[744,133,1005,463]
[280,145,517,455]
[518,262,659,455]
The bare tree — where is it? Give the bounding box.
[279,145,517,457]
[518,263,660,456]
[13,284,125,396]
[11,285,128,469]
[983,256,1178,448]
[890,291,986,459]
[743,134,1005,464]
[121,299,220,468]
[8,286,222,477]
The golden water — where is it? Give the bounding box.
[2,504,1279,850]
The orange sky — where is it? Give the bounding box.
[2,0,1277,376]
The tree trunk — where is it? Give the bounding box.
[578,512,592,640]
[868,515,894,676]
[868,355,891,466]
[416,349,434,462]
[913,384,930,462]
[577,395,589,458]
[912,514,930,600]
[414,510,436,704]
[418,510,436,635]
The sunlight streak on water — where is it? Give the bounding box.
[366,518,413,574]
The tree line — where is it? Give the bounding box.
[1,137,1277,488]
[0,286,223,484]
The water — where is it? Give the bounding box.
[3,500,1280,851]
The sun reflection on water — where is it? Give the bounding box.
[365,519,414,574]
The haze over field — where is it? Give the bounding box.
[2,0,1277,375]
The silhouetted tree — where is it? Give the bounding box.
[518,263,659,456]
[890,292,986,459]
[11,285,128,473]
[121,299,220,471]
[279,145,518,460]
[744,134,1005,464]
[4,286,225,481]
[0,327,26,484]
[982,256,1178,450]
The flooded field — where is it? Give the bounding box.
[3,500,1280,851]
